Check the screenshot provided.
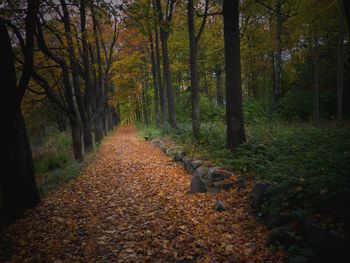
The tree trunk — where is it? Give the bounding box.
[156,0,176,129]
[61,0,93,153]
[155,24,167,128]
[273,0,282,104]
[0,16,40,223]
[215,67,224,105]
[337,0,345,127]
[188,0,200,140]
[223,0,246,150]
[312,35,320,124]
[343,1,350,38]
[149,28,160,128]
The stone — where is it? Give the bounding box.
[266,225,298,248]
[190,174,207,193]
[214,201,225,212]
[207,187,220,194]
[244,242,258,255]
[213,181,235,191]
[165,148,176,157]
[251,183,272,209]
[190,160,203,171]
[207,167,232,184]
[182,157,192,172]
[236,175,248,189]
[174,151,186,162]
[264,214,295,229]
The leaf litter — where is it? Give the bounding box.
[0,126,285,262]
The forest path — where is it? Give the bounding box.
[0,126,283,262]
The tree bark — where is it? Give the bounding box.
[156,0,176,129]
[273,0,282,104]
[0,4,40,223]
[61,0,93,153]
[155,23,167,128]
[188,0,200,140]
[223,0,246,150]
[149,28,160,128]
[337,0,345,126]
[312,34,320,124]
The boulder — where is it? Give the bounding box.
[190,174,207,193]
[207,167,232,184]
[190,160,204,171]
[267,225,299,248]
[251,183,272,209]
[165,147,176,157]
[174,151,186,162]
[214,201,225,212]
[264,214,295,229]
[182,157,193,172]
[213,181,235,191]
[236,175,248,189]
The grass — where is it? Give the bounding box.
[32,130,97,197]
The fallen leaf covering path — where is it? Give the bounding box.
[0,126,284,262]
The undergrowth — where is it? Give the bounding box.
[138,120,350,234]
[32,130,96,196]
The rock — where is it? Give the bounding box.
[213,181,235,191]
[174,151,186,162]
[244,242,258,255]
[267,225,298,248]
[190,160,203,171]
[214,201,225,212]
[190,167,208,193]
[264,214,295,229]
[236,175,248,189]
[207,167,232,184]
[251,183,272,209]
[165,147,176,157]
[207,187,220,194]
[303,219,348,247]
[182,157,193,172]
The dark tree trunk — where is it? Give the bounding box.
[155,23,167,128]
[273,0,282,104]
[223,0,246,150]
[156,0,176,129]
[0,9,40,223]
[91,5,105,143]
[188,0,200,140]
[61,0,93,154]
[312,34,320,124]
[337,0,345,126]
[343,1,350,38]
[149,28,160,128]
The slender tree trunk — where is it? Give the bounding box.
[154,24,167,128]
[61,0,93,153]
[215,68,224,105]
[343,1,350,38]
[273,0,282,104]
[188,0,200,140]
[91,5,105,142]
[0,12,40,223]
[337,0,345,127]
[223,0,246,150]
[156,0,176,129]
[149,28,160,128]
[80,0,94,150]
[312,34,320,124]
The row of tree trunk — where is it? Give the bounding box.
[0,0,119,223]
